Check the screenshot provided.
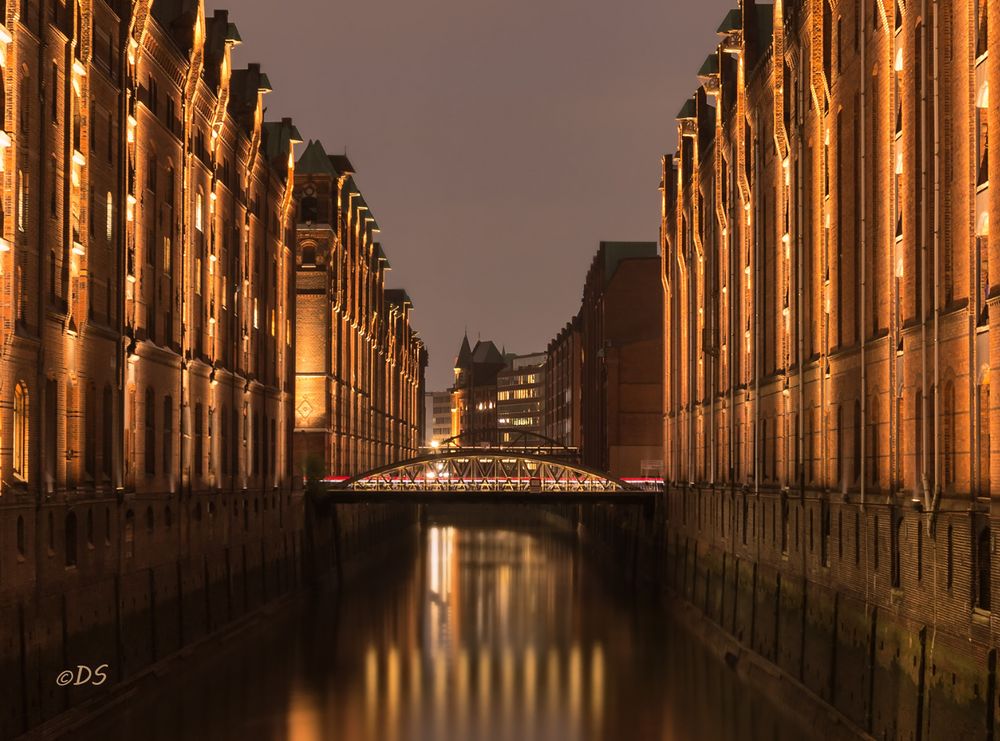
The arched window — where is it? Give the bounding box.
[300,195,318,223]
[144,388,155,475]
[13,382,28,480]
[84,383,96,478]
[853,399,862,484]
[18,66,28,131]
[947,523,954,589]
[868,397,880,487]
[102,385,113,479]
[86,508,94,547]
[17,169,25,232]
[65,512,77,567]
[194,190,203,232]
[943,381,955,487]
[164,505,172,529]
[163,396,173,481]
[980,376,991,497]
[890,511,902,589]
[194,403,204,477]
[16,516,25,558]
[915,389,924,493]
[301,243,316,266]
[165,166,175,207]
[221,404,229,476]
[124,510,135,558]
[106,191,113,242]
[976,520,991,611]
[977,0,989,58]
[145,505,154,534]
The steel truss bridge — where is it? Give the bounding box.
[320,449,662,506]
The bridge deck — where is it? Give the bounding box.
[318,488,657,506]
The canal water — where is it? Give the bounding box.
[72,513,810,741]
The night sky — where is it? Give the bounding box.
[210,0,734,390]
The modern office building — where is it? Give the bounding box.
[426,390,453,447]
[497,352,546,444]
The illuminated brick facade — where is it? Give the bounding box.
[292,140,426,477]
[662,1,1000,736]
[0,4,419,735]
[543,242,663,477]
[544,316,583,449]
[1,2,297,525]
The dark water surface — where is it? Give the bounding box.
[73,516,809,741]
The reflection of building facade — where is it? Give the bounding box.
[450,334,506,443]
[293,140,426,476]
[497,353,546,444]
[660,3,999,739]
[426,391,452,447]
[544,243,663,477]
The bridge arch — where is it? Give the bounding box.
[330,451,636,493]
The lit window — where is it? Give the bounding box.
[13,381,28,481]
[106,192,113,241]
[195,192,203,232]
[17,170,25,231]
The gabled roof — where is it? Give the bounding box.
[471,340,504,366]
[717,8,741,34]
[598,242,658,286]
[297,140,337,177]
[456,333,473,367]
[262,118,301,171]
[329,154,355,176]
[374,242,391,270]
[385,288,413,310]
[698,53,719,78]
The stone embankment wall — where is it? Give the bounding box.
[0,489,412,740]
[578,492,996,741]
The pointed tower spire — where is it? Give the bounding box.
[456,331,473,368]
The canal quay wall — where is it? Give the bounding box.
[0,490,414,740]
[576,493,999,741]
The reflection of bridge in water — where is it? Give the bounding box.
[321,431,662,506]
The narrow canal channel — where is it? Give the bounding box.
[70,511,811,741]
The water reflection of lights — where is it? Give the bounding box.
[348,528,610,740]
[358,640,607,741]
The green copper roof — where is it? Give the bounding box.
[676,97,697,120]
[717,8,741,34]
[698,53,719,77]
[297,140,337,176]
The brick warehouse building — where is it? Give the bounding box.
[660,0,1000,737]
[544,241,663,478]
[0,2,424,736]
[292,140,426,478]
